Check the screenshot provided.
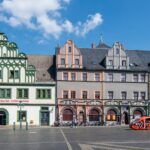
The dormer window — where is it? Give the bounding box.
[116,48,119,54]
[75,59,79,65]
[68,46,72,53]
[61,58,65,65]
[122,60,126,66]
[109,60,113,66]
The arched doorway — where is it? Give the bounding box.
[63,109,73,121]
[89,109,99,121]
[79,111,85,123]
[133,110,143,119]
[107,109,117,121]
[0,111,7,125]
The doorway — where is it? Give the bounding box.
[40,112,49,126]
[79,111,85,123]
[0,111,6,125]
[124,112,129,124]
[63,109,73,121]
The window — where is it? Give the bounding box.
[133,92,138,100]
[41,107,49,111]
[107,73,113,81]
[9,70,19,79]
[63,91,68,99]
[17,89,28,99]
[140,74,145,82]
[107,110,117,121]
[71,91,76,99]
[95,73,100,81]
[141,92,145,100]
[122,60,126,66]
[121,91,127,100]
[0,70,2,79]
[116,48,119,54]
[68,46,72,52]
[0,89,11,98]
[36,89,51,99]
[82,73,87,81]
[95,91,100,99]
[82,91,87,99]
[75,59,79,65]
[61,58,65,65]
[108,91,113,100]
[17,111,27,122]
[63,72,68,80]
[71,73,76,80]
[133,74,138,82]
[109,60,113,66]
[121,73,126,82]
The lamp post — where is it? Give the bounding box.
[148,100,150,116]
[18,100,24,129]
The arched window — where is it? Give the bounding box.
[89,109,99,121]
[63,109,73,121]
[133,110,143,119]
[107,109,117,121]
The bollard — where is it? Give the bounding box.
[26,122,28,130]
[13,122,16,131]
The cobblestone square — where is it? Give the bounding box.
[0,126,150,150]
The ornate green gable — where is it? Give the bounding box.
[0,33,36,83]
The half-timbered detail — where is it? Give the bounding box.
[0,33,56,126]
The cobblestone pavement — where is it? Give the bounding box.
[0,126,150,150]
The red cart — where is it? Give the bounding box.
[129,116,150,130]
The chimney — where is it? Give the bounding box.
[91,43,96,48]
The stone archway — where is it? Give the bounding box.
[0,108,9,125]
[89,108,100,122]
[63,108,73,121]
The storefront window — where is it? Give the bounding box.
[17,111,27,122]
[107,109,117,121]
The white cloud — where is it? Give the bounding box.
[0,0,103,38]
[75,13,103,36]
[63,0,71,4]
[62,20,74,33]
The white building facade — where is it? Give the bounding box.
[0,33,56,126]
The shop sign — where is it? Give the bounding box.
[131,101,146,106]
[105,101,119,106]
[121,101,130,106]
[0,99,29,103]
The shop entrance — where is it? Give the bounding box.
[0,111,6,125]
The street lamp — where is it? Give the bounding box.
[18,100,24,129]
[148,100,150,116]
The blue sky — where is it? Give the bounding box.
[0,0,150,55]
